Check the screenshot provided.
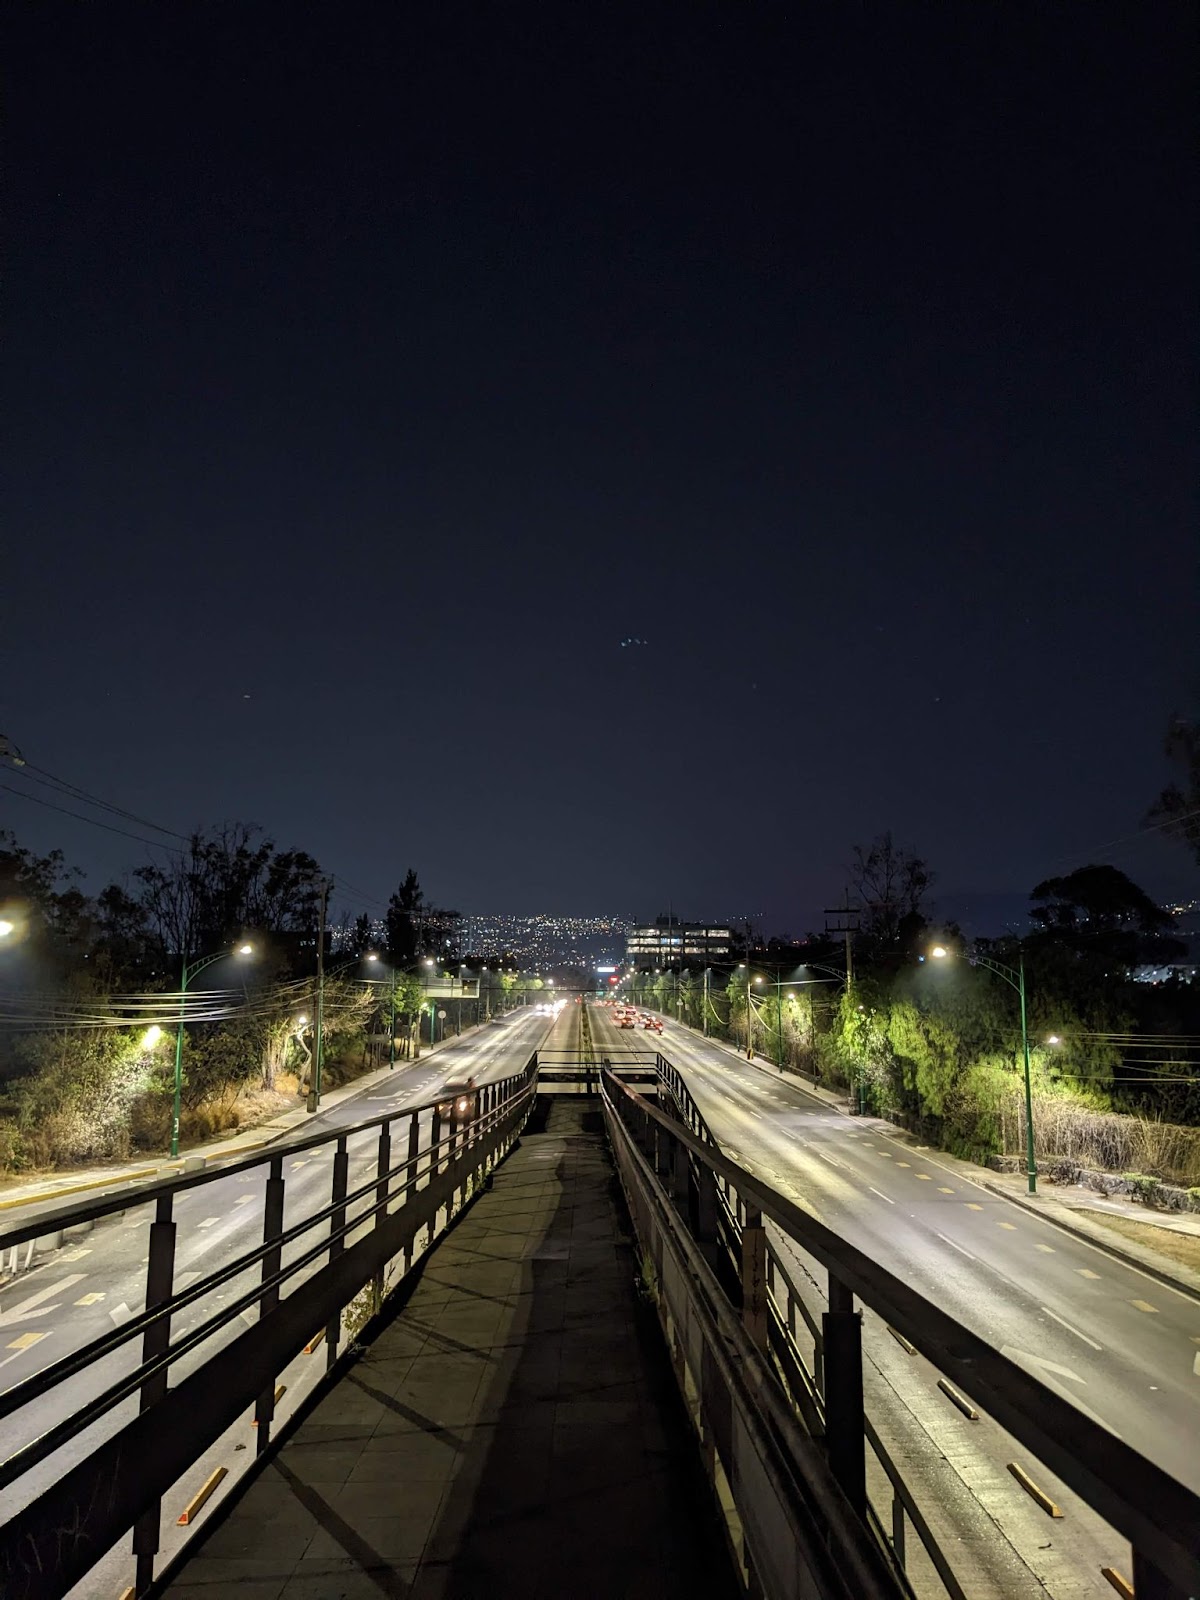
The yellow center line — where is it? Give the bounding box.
[1035,1244,1056,1253]
[1130,1300,1158,1314]
[896,1161,911,1168]
[997,1221,1017,1231]
[75,1293,106,1305]
[1078,1269,1102,1280]
[965,1203,984,1211]
[915,1173,931,1180]
[938,1186,954,1194]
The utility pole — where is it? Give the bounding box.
[824,894,860,1110]
[308,878,329,1113]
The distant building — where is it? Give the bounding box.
[626,915,731,964]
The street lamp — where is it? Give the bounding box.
[171,943,254,1156]
[931,944,1038,1194]
[0,920,13,939]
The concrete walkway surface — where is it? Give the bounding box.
[163,1097,735,1600]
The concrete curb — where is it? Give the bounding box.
[977,1178,1200,1305]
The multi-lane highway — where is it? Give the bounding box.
[591,1003,1200,1598]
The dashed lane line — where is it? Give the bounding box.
[935,1230,976,1262]
[1130,1299,1159,1314]
[868,1187,895,1205]
[1077,1269,1102,1280]
[965,1203,984,1212]
[1035,1244,1056,1253]
[197,1217,220,1229]
[937,1186,955,1194]
[997,1222,1018,1231]
[1040,1306,1103,1351]
[74,1292,106,1306]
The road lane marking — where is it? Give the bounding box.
[60,1248,92,1261]
[6,1331,47,1351]
[1040,1306,1102,1350]
[997,1222,1017,1231]
[915,1173,931,1180]
[0,1274,87,1327]
[290,1160,308,1170]
[1193,1352,1200,1378]
[965,1203,984,1211]
[868,1187,895,1205]
[235,1195,254,1206]
[1001,1344,1121,1436]
[197,1217,220,1229]
[74,1293,106,1306]
[937,1186,954,1194]
[1035,1244,1056,1253]
[877,1151,891,1158]
[895,1161,911,1168]
[1077,1269,1101,1280]
[935,1230,976,1261]
[1130,1299,1158,1314]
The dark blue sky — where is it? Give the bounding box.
[4,3,1196,932]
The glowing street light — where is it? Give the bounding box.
[171,942,255,1157]
[931,943,1038,1194]
[141,1025,163,1050]
[0,920,13,939]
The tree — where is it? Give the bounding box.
[386,869,424,965]
[134,824,324,965]
[1030,864,1170,937]
[1146,713,1200,867]
[848,832,935,953]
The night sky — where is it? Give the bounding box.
[4,3,1196,933]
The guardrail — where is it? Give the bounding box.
[0,1053,538,1600]
[605,1059,1200,1600]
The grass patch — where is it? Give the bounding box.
[1080,1209,1200,1275]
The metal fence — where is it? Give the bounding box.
[0,1053,537,1600]
[604,1057,1200,1600]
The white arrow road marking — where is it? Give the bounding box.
[0,1274,86,1328]
[235,1196,254,1206]
[1001,1344,1121,1437]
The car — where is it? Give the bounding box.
[618,1013,636,1028]
[435,1081,479,1122]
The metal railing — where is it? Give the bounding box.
[606,1058,1200,1600]
[0,1053,537,1600]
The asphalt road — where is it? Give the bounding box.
[0,1005,554,1527]
[591,1004,1200,1597]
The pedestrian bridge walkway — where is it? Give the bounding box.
[164,1098,735,1599]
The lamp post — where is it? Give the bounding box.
[171,943,254,1156]
[932,944,1037,1194]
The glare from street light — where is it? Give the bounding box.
[141,1025,163,1049]
[0,920,13,938]
[931,946,948,959]
[238,943,253,956]
[296,1015,308,1028]
[366,952,379,962]
[1047,1033,1061,1046]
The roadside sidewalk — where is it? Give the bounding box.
[0,1014,517,1225]
[661,1017,1200,1303]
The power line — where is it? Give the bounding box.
[0,783,184,854]
[16,764,191,842]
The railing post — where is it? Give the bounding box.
[892,1488,906,1568]
[404,1111,420,1271]
[740,1206,768,1352]
[372,1120,392,1305]
[254,1156,285,1452]
[822,1271,866,1514]
[690,1156,720,1270]
[131,1193,176,1595]
[1132,1550,1179,1600]
[326,1135,349,1371]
